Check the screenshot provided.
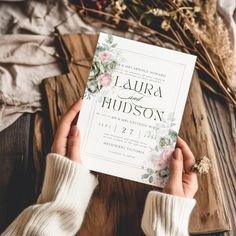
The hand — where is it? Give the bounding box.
[163,137,198,198]
[51,99,82,164]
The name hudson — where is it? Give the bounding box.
[100,76,165,121]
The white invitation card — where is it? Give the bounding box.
[77,33,196,187]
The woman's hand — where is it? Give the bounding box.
[51,99,82,164]
[163,137,198,198]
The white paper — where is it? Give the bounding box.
[77,32,196,187]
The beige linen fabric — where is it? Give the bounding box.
[0,35,65,130]
[0,0,96,131]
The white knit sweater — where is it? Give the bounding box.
[1,153,196,236]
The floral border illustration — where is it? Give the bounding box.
[84,33,178,187]
[84,34,118,99]
[141,113,177,186]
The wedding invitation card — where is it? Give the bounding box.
[77,32,196,187]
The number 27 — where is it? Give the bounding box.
[122,127,134,135]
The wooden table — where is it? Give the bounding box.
[41,34,234,235]
[0,34,235,236]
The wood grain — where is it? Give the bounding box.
[0,114,35,233]
[202,91,236,236]
[32,111,53,196]
[43,34,230,235]
[179,73,230,234]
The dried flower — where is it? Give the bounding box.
[161,20,171,31]
[111,0,127,23]
[68,0,236,105]
[173,0,184,6]
[192,5,235,83]
[194,6,200,12]
[148,8,170,17]
[192,156,211,174]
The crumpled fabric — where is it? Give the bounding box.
[0,0,235,131]
[0,0,95,35]
[0,35,66,130]
[0,0,96,131]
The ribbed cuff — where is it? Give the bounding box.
[141,191,196,236]
[37,153,98,210]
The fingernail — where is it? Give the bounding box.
[70,125,79,136]
[173,148,180,160]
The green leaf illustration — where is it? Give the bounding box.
[159,168,169,178]
[141,173,149,179]
[102,43,110,50]
[111,43,117,48]
[146,168,154,174]
[107,61,117,70]
[169,129,177,141]
[87,80,99,93]
[96,45,103,53]
[149,176,154,183]
[107,34,113,44]
[159,137,171,148]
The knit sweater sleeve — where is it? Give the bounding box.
[141,191,196,236]
[1,153,98,236]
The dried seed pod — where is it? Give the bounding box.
[192,156,211,174]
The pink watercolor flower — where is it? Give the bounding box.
[161,146,174,162]
[99,51,111,62]
[97,73,112,86]
[154,159,167,170]
[154,146,174,170]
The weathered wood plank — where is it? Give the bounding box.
[43,35,98,134]
[179,73,230,234]
[0,114,35,233]
[202,90,236,236]
[43,34,230,235]
[32,112,53,196]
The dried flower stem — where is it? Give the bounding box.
[169,0,235,104]
[70,0,236,105]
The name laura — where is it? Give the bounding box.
[100,76,164,121]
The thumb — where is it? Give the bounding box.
[164,148,183,192]
[67,125,81,164]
